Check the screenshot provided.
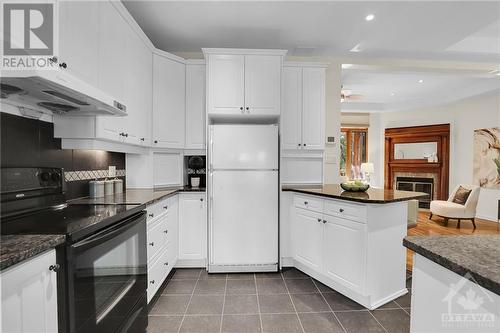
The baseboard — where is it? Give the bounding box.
[476,214,498,223]
[280,257,294,267]
[175,259,207,268]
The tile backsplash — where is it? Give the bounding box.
[0,112,126,199]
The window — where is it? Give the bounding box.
[340,128,368,178]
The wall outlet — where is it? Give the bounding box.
[108,166,116,178]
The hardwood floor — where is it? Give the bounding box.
[406,211,500,270]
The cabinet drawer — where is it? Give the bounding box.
[147,217,168,262]
[146,197,170,222]
[147,249,165,303]
[323,199,367,223]
[293,195,323,212]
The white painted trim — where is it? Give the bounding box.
[282,152,324,159]
[476,213,498,223]
[280,257,294,267]
[202,48,288,56]
[153,48,187,64]
[175,259,207,268]
[61,138,148,154]
[186,59,206,65]
[284,61,329,68]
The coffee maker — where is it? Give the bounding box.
[185,155,206,188]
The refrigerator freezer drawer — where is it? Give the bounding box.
[211,124,278,170]
[210,170,278,268]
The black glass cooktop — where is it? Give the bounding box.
[1,203,145,242]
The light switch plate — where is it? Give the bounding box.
[108,166,116,177]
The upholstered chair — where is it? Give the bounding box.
[429,185,480,228]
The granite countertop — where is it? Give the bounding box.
[69,186,206,206]
[0,234,65,271]
[404,235,500,295]
[283,184,428,204]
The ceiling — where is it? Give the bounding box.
[122,1,500,62]
[341,66,500,112]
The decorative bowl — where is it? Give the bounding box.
[340,182,370,192]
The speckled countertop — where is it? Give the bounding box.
[404,235,500,295]
[69,186,206,206]
[1,234,65,271]
[283,184,428,203]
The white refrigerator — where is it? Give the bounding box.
[208,124,279,272]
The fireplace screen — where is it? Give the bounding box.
[396,177,433,208]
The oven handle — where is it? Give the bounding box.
[71,211,146,253]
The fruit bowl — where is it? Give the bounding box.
[340,181,370,192]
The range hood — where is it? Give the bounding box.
[1,69,127,117]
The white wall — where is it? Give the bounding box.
[369,91,500,221]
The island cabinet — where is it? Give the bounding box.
[1,250,58,333]
[204,49,286,118]
[146,195,179,303]
[290,193,408,309]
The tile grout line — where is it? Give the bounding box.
[219,273,228,333]
[282,273,306,333]
[368,309,389,333]
[311,279,348,333]
[255,273,264,333]
[176,269,202,333]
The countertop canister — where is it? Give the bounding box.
[89,180,105,198]
[104,179,114,196]
[113,178,123,194]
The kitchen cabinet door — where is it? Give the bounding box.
[207,54,245,115]
[96,0,127,141]
[291,208,323,271]
[185,63,206,149]
[58,0,99,87]
[323,216,365,293]
[1,250,58,333]
[178,193,207,262]
[282,67,302,150]
[244,55,281,116]
[302,67,325,150]
[153,55,186,148]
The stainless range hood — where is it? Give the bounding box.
[1,69,127,117]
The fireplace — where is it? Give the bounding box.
[396,176,433,208]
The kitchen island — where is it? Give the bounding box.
[281,184,427,309]
[404,235,499,332]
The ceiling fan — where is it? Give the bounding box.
[341,86,363,102]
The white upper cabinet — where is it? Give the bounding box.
[282,67,302,149]
[207,54,245,115]
[282,64,326,150]
[205,49,285,118]
[153,54,186,149]
[185,62,206,149]
[58,0,99,87]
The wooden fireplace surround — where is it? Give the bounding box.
[384,124,450,200]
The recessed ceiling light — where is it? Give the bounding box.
[390,92,396,96]
[418,79,424,83]
[365,14,375,21]
[350,43,363,53]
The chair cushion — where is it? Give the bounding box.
[451,186,472,205]
[430,200,473,218]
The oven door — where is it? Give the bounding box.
[68,211,147,333]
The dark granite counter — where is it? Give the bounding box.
[1,234,65,271]
[69,186,206,206]
[283,184,428,204]
[404,235,500,295]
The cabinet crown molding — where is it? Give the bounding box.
[202,48,288,56]
[284,61,329,68]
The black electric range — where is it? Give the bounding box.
[1,167,148,333]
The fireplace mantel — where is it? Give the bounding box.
[384,124,450,200]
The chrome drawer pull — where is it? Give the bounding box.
[339,208,344,213]
[149,242,154,246]
[149,213,154,218]
[150,280,155,284]
[49,264,60,272]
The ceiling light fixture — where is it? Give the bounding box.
[390,92,396,96]
[418,79,424,83]
[365,14,375,21]
[350,43,363,53]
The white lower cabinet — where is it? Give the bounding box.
[323,216,365,293]
[289,193,408,309]
[146,195,179,303]
[178,193,207,266]
[1,250,58,333]
[292,208,323,271]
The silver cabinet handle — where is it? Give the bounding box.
[150,280,155,284]
[49,264,60,272]
[164,230,168,234]
[339,208,344,213]
[317,218,322,223]
[323,219,327,224]
[149,242,154,246]
[303,143,307,147]
[163,205,168,210]
[200,198,204,202]
[164,262,169,266]
[304,201,308,205]
[149,213,154,218]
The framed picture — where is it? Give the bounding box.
[473,127,500,188]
